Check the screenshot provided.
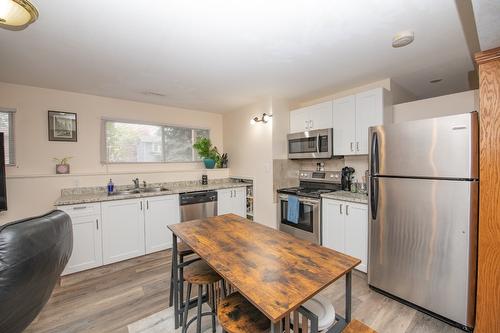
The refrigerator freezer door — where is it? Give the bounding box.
[369,112,478,179]
[368,177,478,327]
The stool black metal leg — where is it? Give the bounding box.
[196,285,203,333]
[221,279,227,298]
[182,283,192,333]
[210,283,216,333]
[169,264,174,307]
[179,254,185,324]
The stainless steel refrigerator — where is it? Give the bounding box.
[368,112,478,330]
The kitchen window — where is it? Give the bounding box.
[102,119,209,163]
[0,108,15,166]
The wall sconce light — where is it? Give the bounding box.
[250,113,272,125]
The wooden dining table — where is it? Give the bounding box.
[169,214,361,333]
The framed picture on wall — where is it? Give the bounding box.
[48,111,77,142]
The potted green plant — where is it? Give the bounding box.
[53,156,72,174]
[193,137,219,169]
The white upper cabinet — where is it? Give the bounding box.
[332,88,392,156]
[290,101,333,133]
[101,198,146,265]
[332,95,356,155]
[144,194,180,254]
[217,187,247,218]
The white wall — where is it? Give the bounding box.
[223,99,276,228]
[0,82,227,224]
[393,90,479,123]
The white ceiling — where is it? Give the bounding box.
[472,0,500,51]
[0,0,474,112]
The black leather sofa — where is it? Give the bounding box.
[0,210,73,333]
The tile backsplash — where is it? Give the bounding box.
[298,155,369,182]
[273,155,369,200]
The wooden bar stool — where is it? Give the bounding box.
[343,320,377,333]
[182,260,223,333]
[217,292,270,333]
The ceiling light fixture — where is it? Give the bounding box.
[250,113,272,125]
[0,0,38,28]
[392,30,414,48]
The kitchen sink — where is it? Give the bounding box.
[141,187,169,193]
[109,187,169,196]
[109,189,141,196]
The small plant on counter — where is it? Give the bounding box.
[53,156,72,174]
[193,137,222,169]
[219,153,228,168]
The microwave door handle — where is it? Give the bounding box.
[316,134,320,154]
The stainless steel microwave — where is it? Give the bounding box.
[287,128,333,159]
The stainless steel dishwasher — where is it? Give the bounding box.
[179,191,218,222]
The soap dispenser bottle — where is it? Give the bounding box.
[107,179,114,194]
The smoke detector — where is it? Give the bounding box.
[392,31,414,48]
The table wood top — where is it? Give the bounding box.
[169,214,361,322]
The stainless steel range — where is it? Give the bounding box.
[277,170,342,244]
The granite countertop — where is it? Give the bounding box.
[55,179,252,206]
[321,191,368,204]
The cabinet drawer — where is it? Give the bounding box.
[57,202,101,218]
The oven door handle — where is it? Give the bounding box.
[279,196,320,206]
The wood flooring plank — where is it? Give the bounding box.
[25,249,465,333]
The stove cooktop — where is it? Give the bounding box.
[277,186,339,199]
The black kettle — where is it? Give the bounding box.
[341,167,355,191]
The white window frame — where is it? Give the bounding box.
[0,108,15,166]
[101,118,210,164]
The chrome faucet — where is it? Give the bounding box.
[132,178,140,189]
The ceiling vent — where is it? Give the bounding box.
[392,31,414,48]
[142,91,166,97]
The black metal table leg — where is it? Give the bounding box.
[172,234,180,329]
[271,320,282,333]
[346,271,352,323]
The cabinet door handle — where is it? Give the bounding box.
[140,201,143,210]
[340,204,343,215]
[146,200,149,210]
[310,120,313,129]
[96,219,99,230]
[350,142,354,152]
[305,120,309,130]
[356,142,359,151]
[346,205,349,216]
[73,206,87,210]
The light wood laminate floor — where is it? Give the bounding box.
[25,250,463,333]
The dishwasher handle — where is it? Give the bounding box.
[180,191,218,205]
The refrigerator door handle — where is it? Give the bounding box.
[371,131,379,175]
[370,177,379,220]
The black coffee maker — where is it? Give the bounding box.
[341,166,355,191]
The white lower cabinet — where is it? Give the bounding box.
[101,198,146,265]
[144,194,180,254]
[217,187,247,217]
[57,203,102,276]
[322,199,368,273]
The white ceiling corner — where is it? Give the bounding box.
[0,0,475,112]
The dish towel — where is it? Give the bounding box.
[287,195,300,224]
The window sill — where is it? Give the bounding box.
[6,168,230,179]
